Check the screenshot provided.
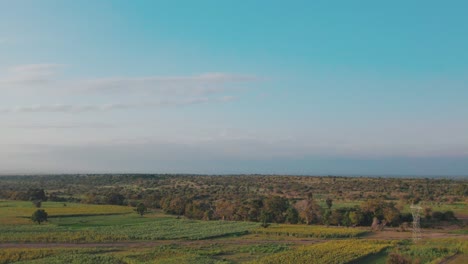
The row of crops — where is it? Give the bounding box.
[0,218,258,243]
[2,239,466,263]
[251,224,367,238]
[249,240,393,264]
[0,248,111,264]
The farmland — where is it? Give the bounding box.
[0,174,467,263]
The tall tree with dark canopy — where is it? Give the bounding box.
[136,203,147,217]
[31,209,48,224]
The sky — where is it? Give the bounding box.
[1,0,467,176]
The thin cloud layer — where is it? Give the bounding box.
[0,97,236,113]
[1,64,64,85]
[0,63,253,114]
[1,64,258,95]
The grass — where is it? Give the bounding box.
[0,200,132,225]
[0,201,258,243]
[355,251,388,264]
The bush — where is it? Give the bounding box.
[387,253,411,264]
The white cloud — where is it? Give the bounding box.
[0,64,258,96]
[77,73,257,95]
[0,63,256,114]
[10,123,116,129]
[0,96,235,113]
[1,64,64,86]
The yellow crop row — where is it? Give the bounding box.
[0,248,103,264]
[250,240,393,264]
[252,224,366,238]
[0,230,129,243]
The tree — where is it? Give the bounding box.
[325,198,333,210]
[260,210,272,228]
[27,189,47,202]
[105,193,126,205]
[329,210,343,226]
[383,206,400,226]
[285,206,299,224]
[263,196,289,223]
[32,200,42,208]
[322,209,331,226]
[214,200,236,221]
[349,211,363,226]
[424,207,432,220]
[361,198,386,218]
[341,211,351,227]
[136,203,147,217]
[296,198,322,225]
[31,209,48,224]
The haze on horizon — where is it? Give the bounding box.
[1,1,467,176]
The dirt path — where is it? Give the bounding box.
[440,254,468,264]
[365,230,468,240]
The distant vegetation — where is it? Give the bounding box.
[0,174,465,229]
[0,174,466,263]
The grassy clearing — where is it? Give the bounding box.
[252,224,367,238]
[0,201,132,225]
[0,201,257,242]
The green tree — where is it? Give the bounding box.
[32,200,42,208]
[263,196,289,223]
[136,203,147,217]
[329,210,343,226]
[285,206,299,224]
[322,209,332,226]
[260,210,272,228]
[325,198,333,210]
[383,206,400,226]
[349,211,363,226]
[341,211,351,227]
[31,209,48,224]
[27,189,47,202]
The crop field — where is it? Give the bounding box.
[0,201,258,243]
[0,200,467,263]
[0,248,111,264]
[1,174,466,263]
[251,224,367,238]
[249,240,394,264]
[385,238,468,264]
[3,239,467,264]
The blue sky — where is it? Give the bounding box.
[1,0,467,175]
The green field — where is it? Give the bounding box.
[1,200,467,263]
[0,201,258,243]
